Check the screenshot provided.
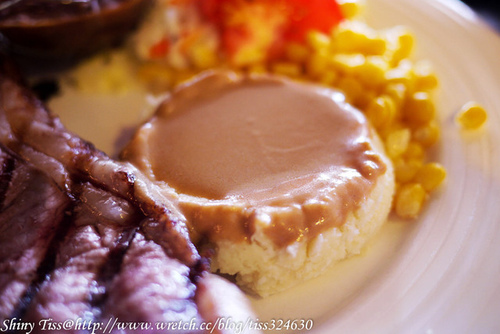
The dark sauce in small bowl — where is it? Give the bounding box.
[0,0,152,61]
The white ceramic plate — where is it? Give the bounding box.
[49,0,500,332]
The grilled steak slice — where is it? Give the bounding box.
[0,53,260,333]
[0,55,198,266]
[101,232,203,334]
[0,145,70,321]
[24,182,138,332]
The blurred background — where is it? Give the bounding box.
[461,0,500,31]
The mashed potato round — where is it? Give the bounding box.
[212,136,393,296]
[122,71,395,296]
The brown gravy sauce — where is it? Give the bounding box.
[122,71,387,247]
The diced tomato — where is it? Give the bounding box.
[197,0,225,23]
[149,38,170,59]
[196,0,344,64]
[220,27,252,59]
[285,0,344,42]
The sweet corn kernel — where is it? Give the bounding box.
[413,121,440,147]
[415,162,447,192]
[271,62,302,77]
[354,88,376,109]
[404,92,435,125]
[336,76,364,104]
[354,55,389,88]
[455,102,488,130]
[387,27,414,65]
[394,32,414,61]
[384,59,414,86]
[363,37,387,56]
[383,83,407,111]
[286,42,310,63]
[395,183,426,219]
[167,47,191,70]
[413,60,439,91]
[189,43,218,69]
[333,21,386,55]
[231,46,266,67]
[306,31,331,52]
[333,23,370,50]
[403,141,425,160]
[338,0,363,19]
[331,53,365,74]
[365,95,395,129]
[319,70,339,86]
[306,51,330,78]
[247,63,268,74]
[394,157,423,183]
[385,127,411,158]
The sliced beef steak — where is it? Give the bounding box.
[101,232,204,334]
[0,51,197,266]
[24,182,139,333]
[0,145,70,321]
[0,54,260,333]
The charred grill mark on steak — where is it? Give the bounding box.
[100,232,205,334]
[0,149,144,328]
[23,201,138,333]
[8,208,74,323]
[0,146,15,210]
[0,145,72,321]
[89,225,139,317]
